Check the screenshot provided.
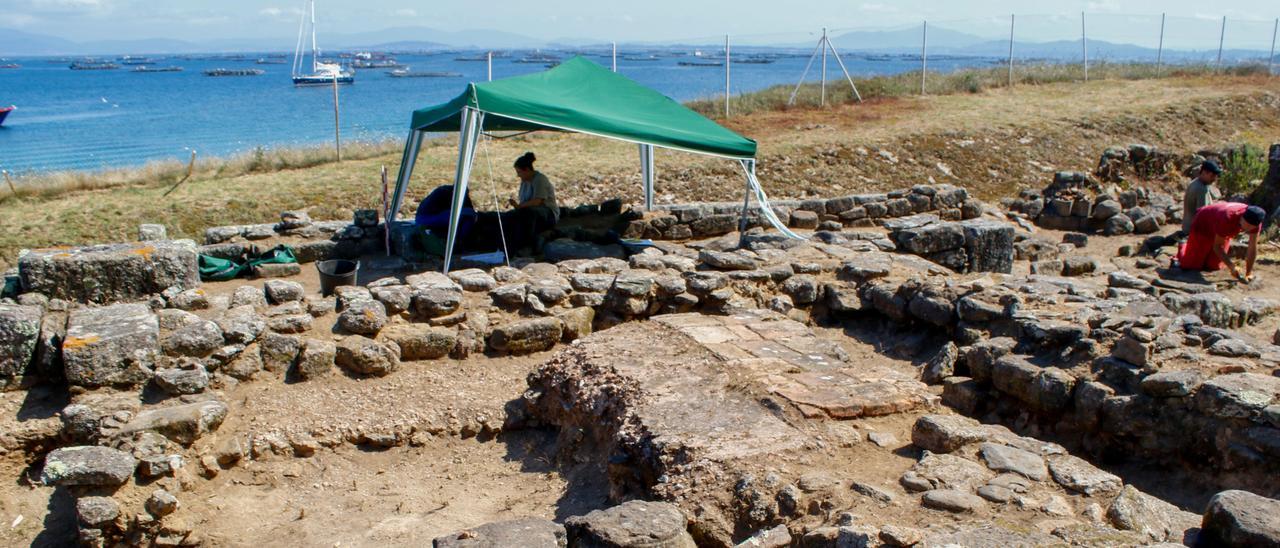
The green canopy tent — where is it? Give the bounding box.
[389,56,802,271]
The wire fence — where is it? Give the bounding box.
[625,13,1279,116]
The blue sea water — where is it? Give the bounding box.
[0,51,998,173]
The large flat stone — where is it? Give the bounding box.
[63,303,159,387]
[41,446,136,487]
[1200,490,1280,547]
[19,241,199,304]
[113,399,228,446]
[434,517,567,548]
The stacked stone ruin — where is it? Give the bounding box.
[2,178,1279,546]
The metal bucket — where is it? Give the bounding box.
[316,259,358,296]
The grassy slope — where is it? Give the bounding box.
[1,73,1279,269]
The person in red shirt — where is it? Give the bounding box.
[1173,202,1265,281]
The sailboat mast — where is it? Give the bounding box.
[292,5,306,77]
[310,0,318,74]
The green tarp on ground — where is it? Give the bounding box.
[408,56,757,159]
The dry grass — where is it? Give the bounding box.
[2,140,403,202]
[1,69,1279,269]
[690,61,1274,117]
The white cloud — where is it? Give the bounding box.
[260,7,282,16]
[393,8,417,17]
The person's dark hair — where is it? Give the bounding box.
[514,152,536,170]
[1201,160,1223,176]
[1244,205,1266,226]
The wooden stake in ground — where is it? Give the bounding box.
[163,150,198,197]
[2,170,16,196]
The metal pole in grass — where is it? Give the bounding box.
[1269,18,1277,76]
[1082,11,1088,82]
[921,20,928,95]
[332,72,341,162]
[1216,16,1226,71]
[724,34,731,118]
[1007,14,1015,87]
[821,27,828,107]
[1157,13,1166,76]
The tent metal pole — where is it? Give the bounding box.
[487,51,492,81]
[443,108,483,273]
[640,144,655,211]
[612,42,617,72]
[737,159,753,249]
[388,130,423,223]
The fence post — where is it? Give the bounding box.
[1269,18,1277,76]
[1082,11,1088,82]
[921,20,928,95]
[1157,13,1166,76]
[1216,16,1226,71]
[1007,14,1016,87]
[821,27,828,106]
[724,34,731,118]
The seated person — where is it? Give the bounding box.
[507,152,559,251]
[1173,201,1264,282]
[414,184,476,253]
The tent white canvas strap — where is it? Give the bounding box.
[388,130,425,223]
[738,159,805,242]
[443,107,485,272]
[639,144,655,210]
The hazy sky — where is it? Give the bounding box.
[7,0,1279,45]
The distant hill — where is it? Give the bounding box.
[0,26,543,55]
[0,29,78,56]
[828,26,986,50]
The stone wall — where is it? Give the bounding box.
[624,184,984,240]
[1005,171,1181,236]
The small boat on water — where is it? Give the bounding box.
[70,60,120,70]
[291,0,354,86]
[204,68,265,77]
[132,66,184,73]
[735,57,775,65]
[353,59,403,69]
[119,56,157,65]
[678,61,723,67]
[257,58,287,65]
[623,55,660,61]
[513,51,561,64]
[387,68,461,78]
[455,54,489,62]
[0,64,19,69]
[0,106,14,127]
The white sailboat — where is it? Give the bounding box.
[292,0,354,86]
